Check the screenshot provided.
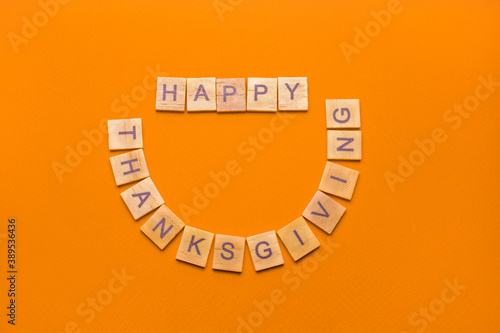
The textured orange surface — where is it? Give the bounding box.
[1,0,500,332]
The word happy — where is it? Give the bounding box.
[156,77,308,112]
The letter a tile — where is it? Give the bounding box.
[156,77,186,111]
[327,130,362,160]
[108,118,143,150]
[140,205,185,250]
[319,162,359,200]
[176,226,214,268]
[326,99,360,128]
[212,234,246,272]
[110,149,150,186]
[120,177,164,220]
[246,231,284,271]
[278,217,320,261]
[302,191,346,234]
[187,78,216,111]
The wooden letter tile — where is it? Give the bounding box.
[110,149,150,186]
[278,217,320,261]
[303,191,346,234]
[246,231,284,271]
[319,162,359,200]
[187,78,216,111]
[327,130,362,160]
[140,205,185,250]
[326,99,360,128]
[108,118,143,150]
[212,234,246,272]
[247,78,277,112]
[120,177,164,220]
[278,77,308,111]
[176,226,214,268]
[216,78,246,112]
[156,77,186,111]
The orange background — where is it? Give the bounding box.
[2,0,500,332]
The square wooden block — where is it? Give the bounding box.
[187,78,216,111]
[327,130,362,160]
[110,149,150,186]
[140,205,185,250]
[212,234,246,272]
[278,217,320,261]
[120,177,164,220]
[156,77,186,111]
[319,162,359,200]
[246,231,284,271]
[216,78,246,112]
[303,191,346,234]
[108,118,143,150]
[247,78,277,112]
[278,77,308,111]
[326,99,360,128]
[176,226,214,268]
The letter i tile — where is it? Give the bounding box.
[278,217,320,261]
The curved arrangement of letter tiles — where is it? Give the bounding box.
[107,76,361,273]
